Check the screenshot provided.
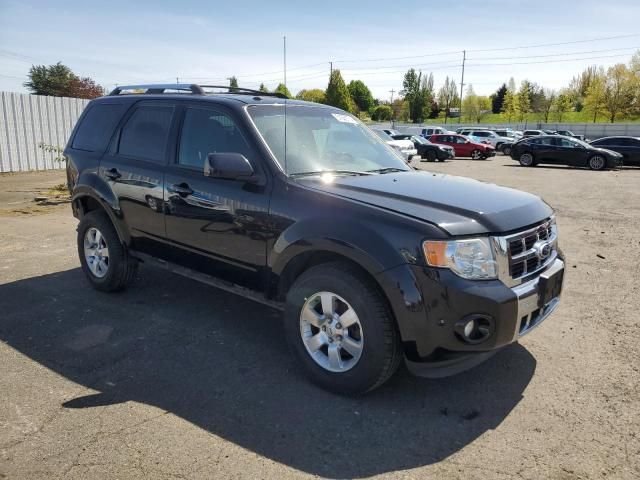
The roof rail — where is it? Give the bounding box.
[108,83,289,99]
[108,84,205,95]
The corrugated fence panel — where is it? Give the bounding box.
[0,92,89,172]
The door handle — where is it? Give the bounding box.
[105,168,121,180]
[168,183,194,196]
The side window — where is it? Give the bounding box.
[557,138,576,148]
[178,107,252,169]
[119,105,174,162]
[72,103,126,152]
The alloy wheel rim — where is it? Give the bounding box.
[299,291,364,373]
[471,150,481,159]
[590,156,605,170]
[521,153,533,165]
[83,227,109,278]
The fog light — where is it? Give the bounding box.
[455,315,494,344]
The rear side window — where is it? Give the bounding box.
[118,105,174,163]
[72,103,125,152]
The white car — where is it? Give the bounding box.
[372,129,417,161]
[457,128,514,151]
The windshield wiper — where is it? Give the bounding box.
[290,170,373,178]
[366,167,409,174]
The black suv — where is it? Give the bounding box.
[65,83,565,394]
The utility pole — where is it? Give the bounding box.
[176,77,179,84]
[283,35,287,89]
[389,89,396,126]
[330,61,333,76]
[389,89,395,103]
[458,50,466,124]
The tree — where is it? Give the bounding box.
[401,68,424,123]
[347,80,374,113]
[539,89,557,123]
[552,92,573,122]
[391,99,409,122]
[437,76,458,124]
[24,62,75,96]
[66,77,104,99]
[516,81,532,121]
[274,83,292,98]
[258,83,269,93]
[419,73,435,120]
[501,77,519,122]
[462,85,490,123]
[228,76,239,93]
[325,69,353,112]
[583,69,607,122]
[371,104,393,121]
[491,83,507,114]
[296,88,326,103]
[602,63,635,122]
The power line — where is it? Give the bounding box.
[467,33,640,53]
[467,46,640,61]
[466,52,635,67]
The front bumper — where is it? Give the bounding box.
[401,148,418,159]
[377,257,565,378]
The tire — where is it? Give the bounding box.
[426,150,437,162]
[470,149,483,160]
[502,145,512,156]
[284,262,402,395]
[588,155,607,171]
[519,152,535,167]
[77,210,137,292]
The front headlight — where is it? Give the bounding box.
[423,238,497,280]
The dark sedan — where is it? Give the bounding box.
[391,134,455,161]
[510,135,623,170]
[589,136,640,166]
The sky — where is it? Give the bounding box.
[1,0,639,101]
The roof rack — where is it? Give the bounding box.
[108,83,288,99]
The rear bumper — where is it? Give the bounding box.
[377,257,564,378]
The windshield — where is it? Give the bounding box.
[412,136,429,145]
[247,105,409,175]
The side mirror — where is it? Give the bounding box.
[205,153,255,181]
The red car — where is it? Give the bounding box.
[429,134,496,159]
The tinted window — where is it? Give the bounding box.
[72,103,126,152]
[119,105,174,162]
[178,107,252,168]
[474,131,490,137]
[557,138,577,148]
[524,130,540,136]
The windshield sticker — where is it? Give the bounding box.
[331,113,358,124]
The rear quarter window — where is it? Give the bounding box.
[71,103,126,152]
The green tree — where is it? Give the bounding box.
[371,104,393,121]
[501,77,519,122]
[419,73,435,120]
[491,83,507,114]
[437,76,458,124]
[296,88,326,103]
[24,62,75,96]
[401,68,426,123]
[228,76,239,93]
[516,81,532,121]
[258,83,269,93]
[583,69,607,122]
[347,80,374,113]
[274,83,292,98]
[462,85,491,123]
[603,63,635,122]
[325,69,353,112]
[539,89,556,123]
[552,92,573,122]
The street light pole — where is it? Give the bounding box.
[458,50,466,124]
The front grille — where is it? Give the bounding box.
[506,219,557,280]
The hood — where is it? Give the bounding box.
[297,170,552,236]
[592,147,622,157]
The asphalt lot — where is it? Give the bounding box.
[1,158,639,479]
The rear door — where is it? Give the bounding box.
[163,102,270,288]
[100,100,177,252]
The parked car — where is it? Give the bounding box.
[555,130,586,141]
[381,128,399,136]
[372,129,417,161]
[392,134,455,161]
[542,129,558,135]
[509,135,623,170]
[429,134,496,159]
[65,83,565,394]
[522,130,546,137]
[457,129,514,152]
[589,136,640,166]
[420,126,450,138]
[493,128,522,140]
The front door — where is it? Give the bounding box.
[163,103,271,288]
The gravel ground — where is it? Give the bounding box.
[0,159,638,480]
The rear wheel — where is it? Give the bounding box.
[502,145,512,156]
[471,149,483,160]
[588,155,606,171]
[77,211,137,292]
[284,262,402,395]
[519,152,535,167]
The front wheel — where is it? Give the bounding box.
[519,152,535,167]
[284,262,402,395]
[426,150,437,162]
[470,149,483,160]
[588,155,607,171]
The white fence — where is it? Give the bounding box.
[377,121,640,139]
[0,92,89,173]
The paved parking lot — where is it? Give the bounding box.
[1,158,639,479]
